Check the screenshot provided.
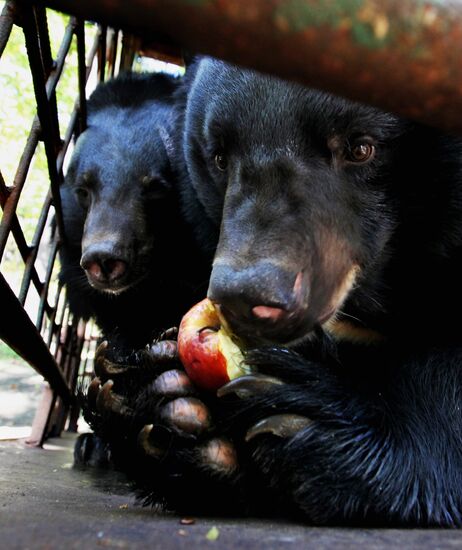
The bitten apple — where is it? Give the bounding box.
[177,298,249,391]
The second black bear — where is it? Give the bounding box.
[84,58,462,527]
[59,72,209,353]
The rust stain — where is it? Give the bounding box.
[38,0,462,133]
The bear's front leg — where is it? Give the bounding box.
[219,347,462,526]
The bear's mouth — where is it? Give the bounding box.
[215,264,361,347]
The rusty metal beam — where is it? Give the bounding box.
[0,273,71,405]
[37,0,462,134]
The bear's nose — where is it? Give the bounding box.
[208,262,308,341]
[81,245,128,287]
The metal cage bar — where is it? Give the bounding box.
[37,0,462,135]
[0,1,123,443]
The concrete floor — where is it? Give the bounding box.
[1,433,462,549]
[0,355,43,428]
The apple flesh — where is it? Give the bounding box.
[177,298,249,391]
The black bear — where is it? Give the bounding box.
[61,71,211,467]
[84,57,462,527]
[59,71,210,354]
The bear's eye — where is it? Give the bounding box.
[347,142,375,163]
[214,152,227,172]
[141,175,170,199]
[75,187,90,205]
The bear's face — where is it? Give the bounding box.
[184,58,405,345]
[63,106,174,295]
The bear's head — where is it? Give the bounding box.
[62,74,177,295]
[181,58,412,346]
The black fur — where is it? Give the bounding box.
[165,57,462,526]
[81,58,462,527]
[59,71,210,352]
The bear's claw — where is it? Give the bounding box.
[245,414,312,441]
[217,373,284,398]
[157,326,178,341]
[94,378,134,417]
[94,334,179,381]
[87,376,102,410]
[137,424,171,459]
[94,341,128,377]
[137,425,237,474]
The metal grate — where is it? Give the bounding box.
[0,1,121,445]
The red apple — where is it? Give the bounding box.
[177,298,249,391]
